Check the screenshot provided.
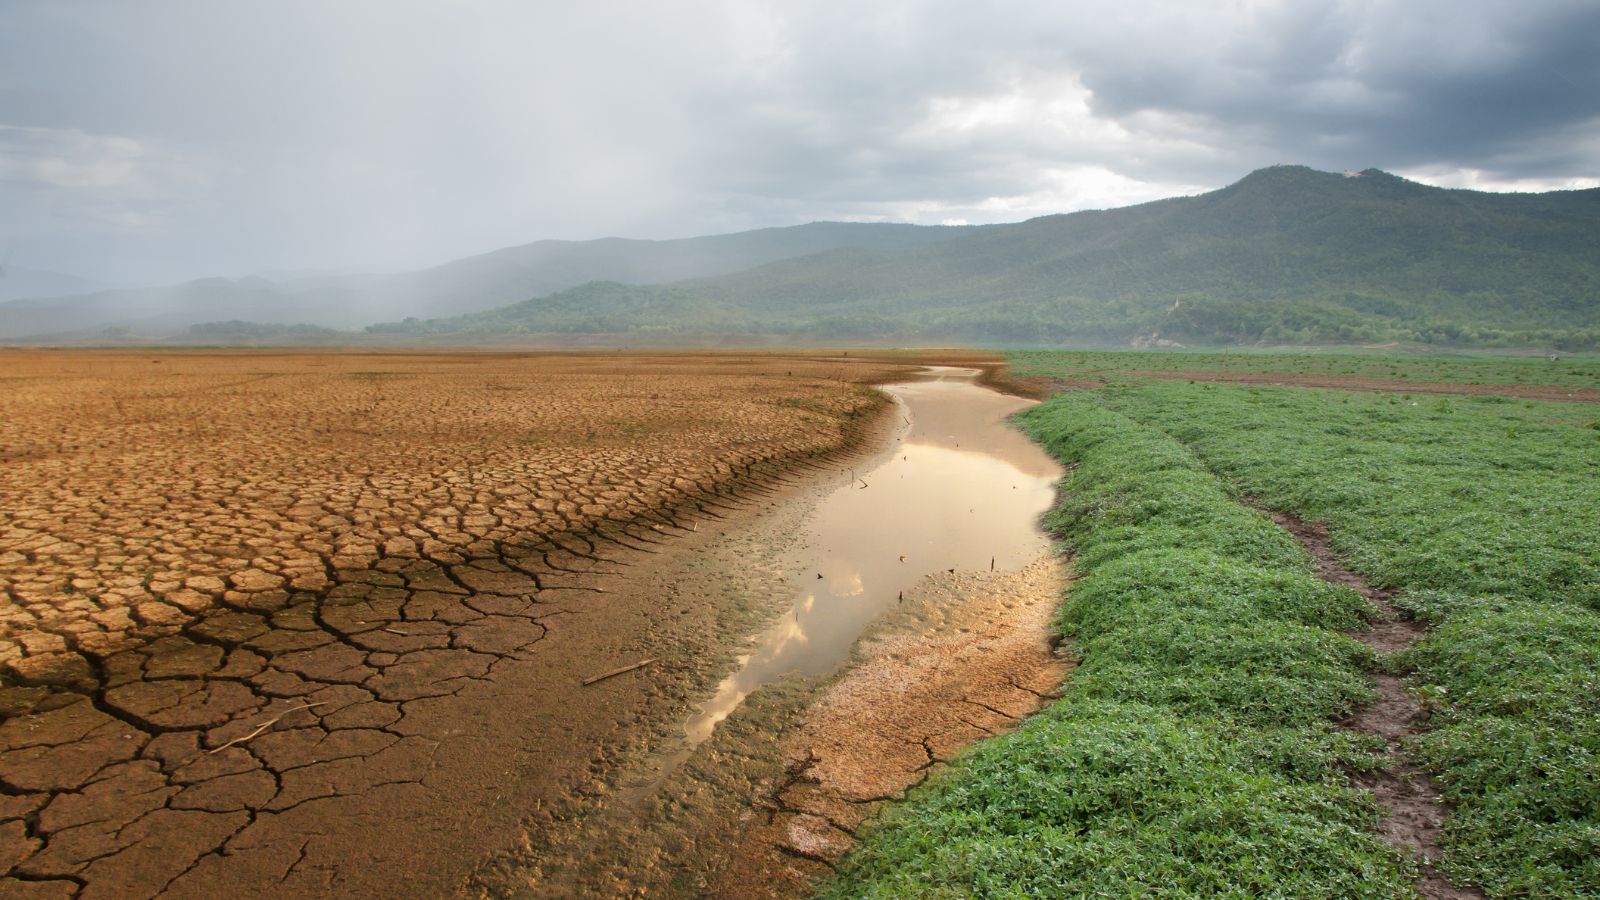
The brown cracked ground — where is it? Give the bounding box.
[712,558,1070,896]
[0,349,954,898]
[1262,508,1484,900]
[466,488,1069,898]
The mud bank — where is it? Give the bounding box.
[476,367,1069,897]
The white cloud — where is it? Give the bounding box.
[0,125,209,234]
[0,126,202,193]
[1399,167,1600,193]
[0,0,1595,282]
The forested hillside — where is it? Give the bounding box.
[377,167,1600,348]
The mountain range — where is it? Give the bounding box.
[6,166,1598,348]
[375,167,1600,348]
[0,222,975,340]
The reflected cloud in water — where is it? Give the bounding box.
[683,369,1062,744]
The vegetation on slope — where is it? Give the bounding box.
[364,281,758,337]
[822,398,1414,897]
[373,167,1600,348]
[184,320,344,341]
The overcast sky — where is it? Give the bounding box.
[2,0,1597,285]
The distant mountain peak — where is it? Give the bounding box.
[1237,163,1330,179]
[1220,165,1433,203]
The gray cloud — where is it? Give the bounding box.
[1,0,1595,285]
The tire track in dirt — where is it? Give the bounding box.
[1260,507,1484,900]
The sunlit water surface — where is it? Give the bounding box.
[683,367,1062,743]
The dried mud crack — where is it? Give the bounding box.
[473,559,1071,899]
[1261,507,1484,900]
[468,369,1069,898]
[716,558,1071,897]
[0,350,927,899]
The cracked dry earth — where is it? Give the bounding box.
[471,551,1069,899]
[712,558,1070,896]
[472,393,1069,898]
[0,349,912,899]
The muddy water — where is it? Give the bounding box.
[683,367,1061,743]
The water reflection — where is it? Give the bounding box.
[683,368,1061,744]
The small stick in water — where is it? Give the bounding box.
[582,658,659,686]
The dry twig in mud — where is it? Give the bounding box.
[208,702,327,754]
[581,658,659,687]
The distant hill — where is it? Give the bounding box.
[0,222,976,340]
[379,167,1600,348]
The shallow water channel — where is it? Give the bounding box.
[683,366,1062,744]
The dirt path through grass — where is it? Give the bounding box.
[1262,507,1483,900]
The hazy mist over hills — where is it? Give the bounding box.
[0,222,974,340]
[0,266,101,303]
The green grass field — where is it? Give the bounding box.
[1006,348,1600,390]
[825,352,1600,898]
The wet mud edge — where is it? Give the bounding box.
[471,379,1072,897]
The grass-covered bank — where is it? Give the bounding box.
[827,355,1599,897]
[822,398,1416,897]
[1067,381,1600,896]
[1006,349,1600,391]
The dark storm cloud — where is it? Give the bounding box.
[1062,0,1600,180]
[0,0,1595,285]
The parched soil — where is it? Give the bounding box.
[712,558,1069,896]
[1262,508,1483,900]
[0,350,924,898]
[466,471,1069,898]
